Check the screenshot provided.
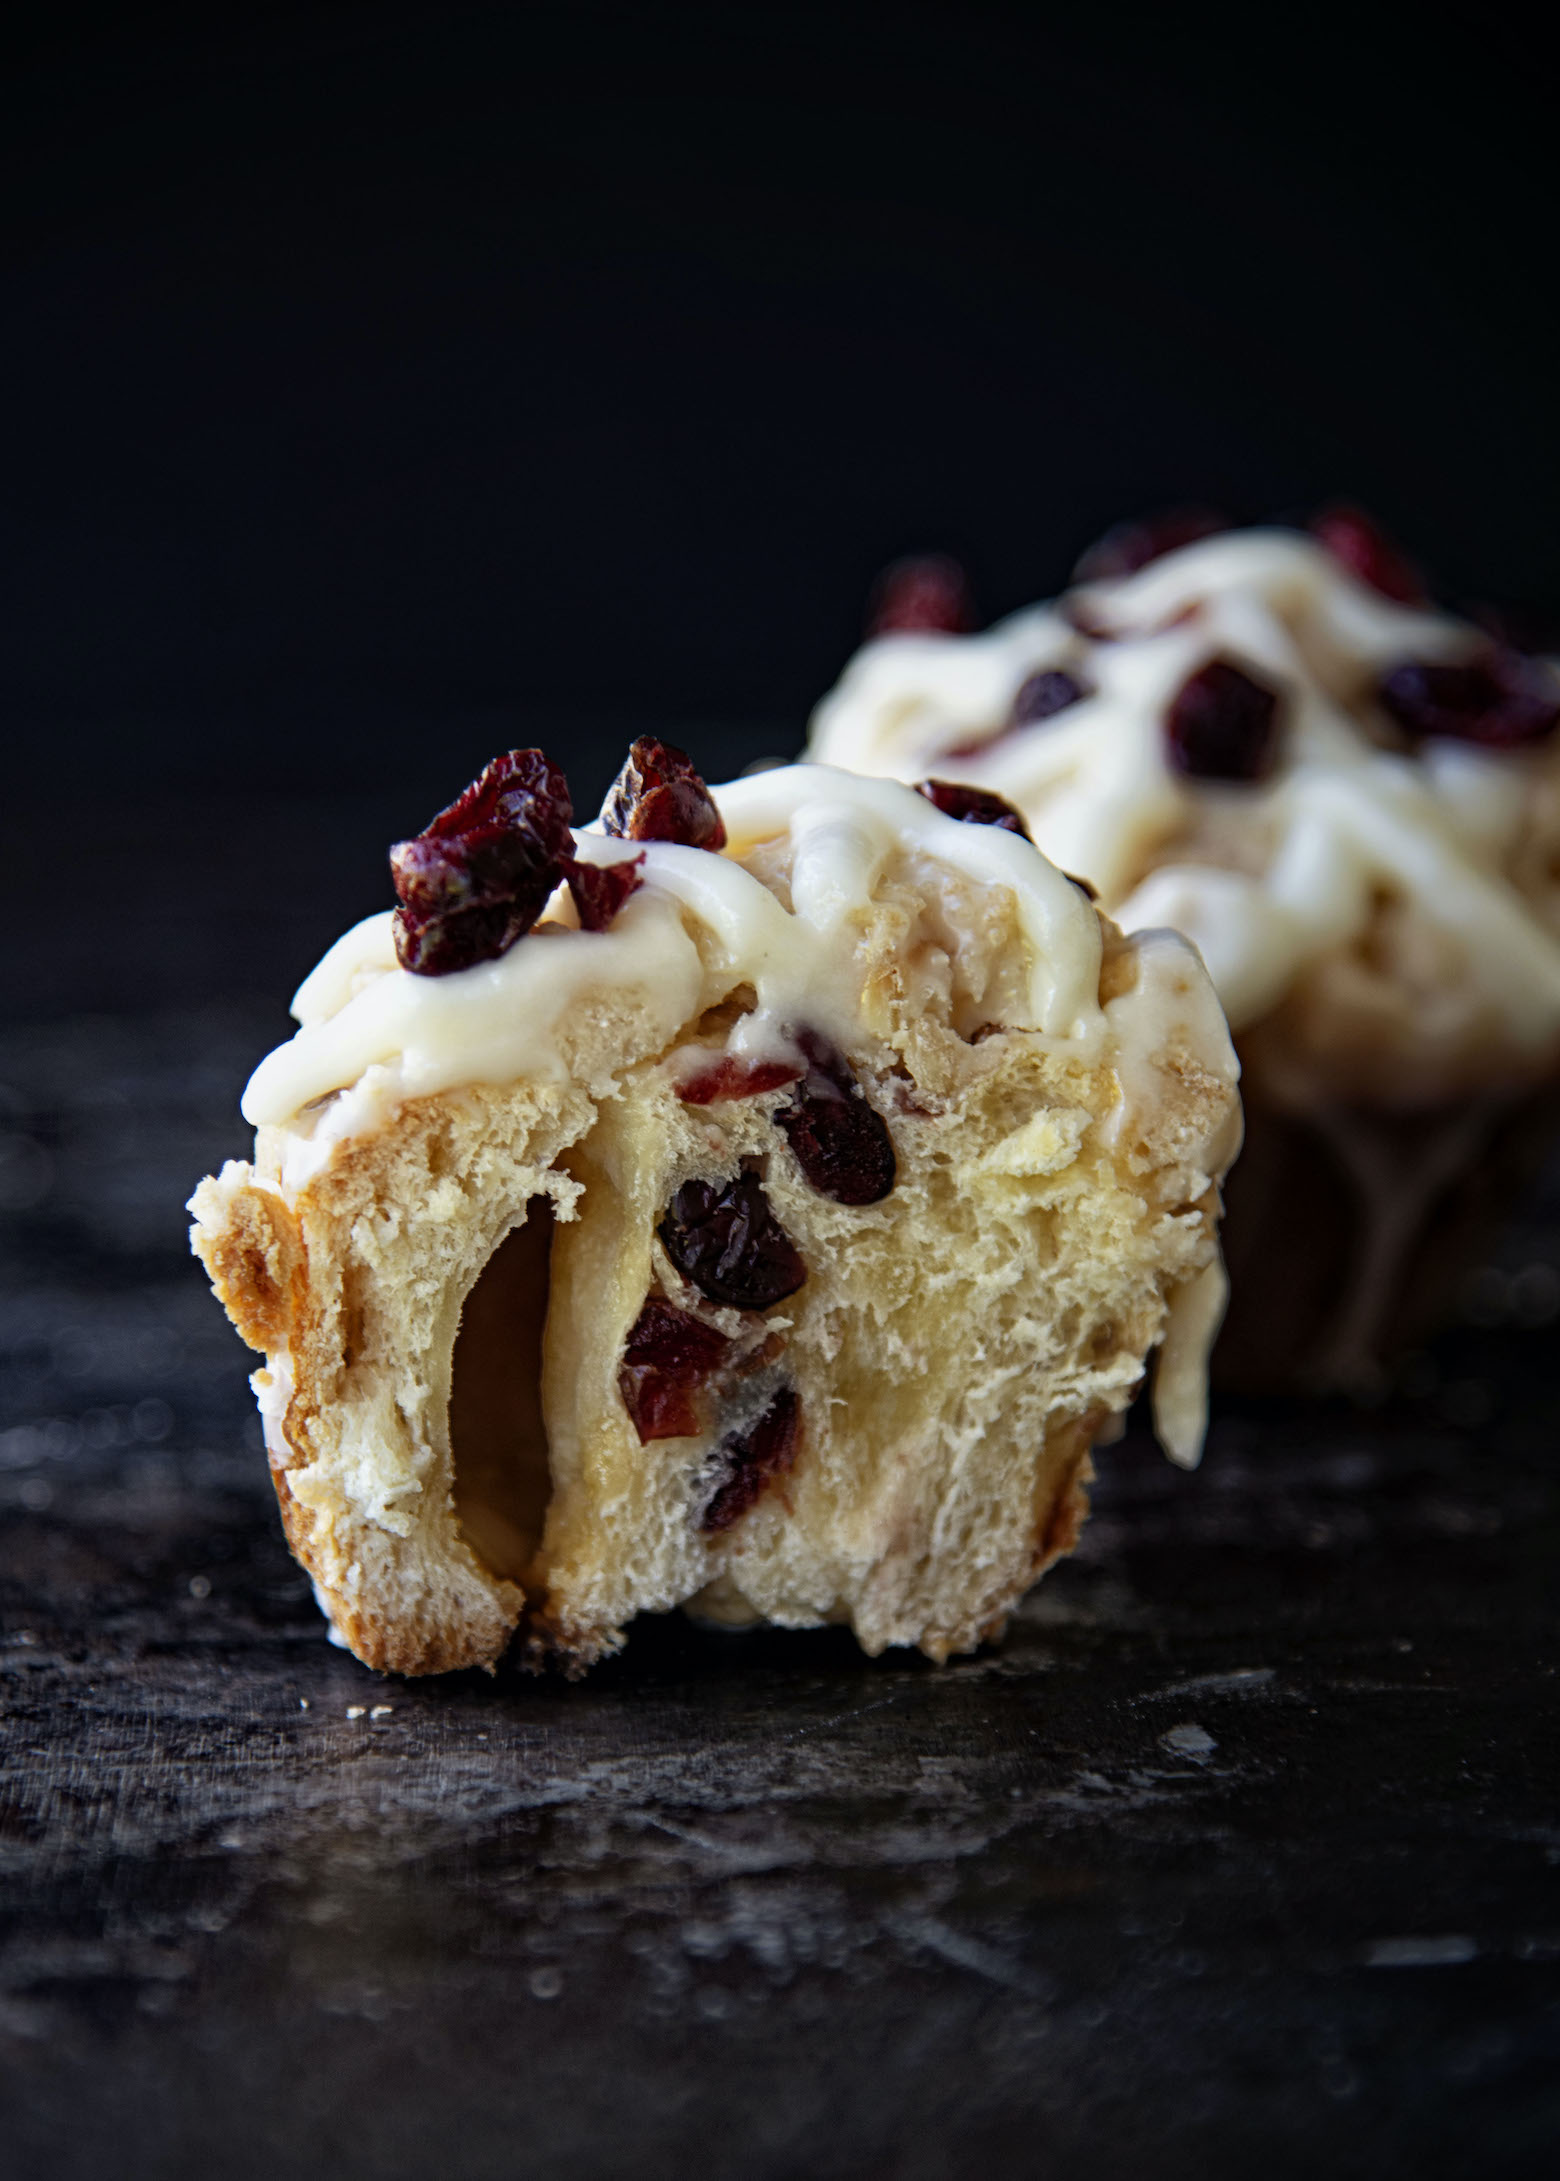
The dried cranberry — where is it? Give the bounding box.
[868,554,973,636]
[600,737,726,850]
[659,1173,807,1310]
[700,1387,801,1533]
[946,668,1090,759]
[1013,668,1089,724]
[1073,508,1229,584]
[915,779,1032,840]
[1164,658,1282,782]
[390,749,574,976]
[1309,504,1426,606]
[678,1054,804,1105]
[1377,653,1560,749]
[564,853,644,932]
[776,1030,896,1205]
[619,1297,731,1442]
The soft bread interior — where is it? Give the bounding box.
[191,854,1238,1677]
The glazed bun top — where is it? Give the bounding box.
[245,762,1222,1175]
[809,524,1560,1059]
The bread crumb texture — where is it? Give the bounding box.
[191,859,1238,1676]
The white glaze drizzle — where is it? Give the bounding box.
[236,762,1236,1474]
[1101,927,1241,1154]
[1102,926,1240,1469]
[1151,1260,1229,1469]
[243,767,1104,1134]
[808,529,1560,1043]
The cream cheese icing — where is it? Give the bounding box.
[242,766,1106,1136]
[225,758,1237,1478]
[808,529,1560,1048]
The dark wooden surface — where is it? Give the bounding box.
[2,804,1558,2179]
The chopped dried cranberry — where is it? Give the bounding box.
[946,668,1090,760]
[391,749,574,976]
[915,779,1032,840]
[619,1296,731,1442]
[600,737,727,851]
[678,1054,804,1105]
[1310,504,1426,606]
[659,1173,807,1310]
[700,1386,801,1533]
[776,1030,896,1205]
[868,554,974,636]
[1377,652,1560,749]
[1164,658,1282,782]
[564,853,644,932]
[1013,668,1089,724]
[1073,508,1229,584]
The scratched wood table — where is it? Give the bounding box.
[1,798,1557,2179]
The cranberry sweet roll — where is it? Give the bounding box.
[810,515,1560,1387]
[191,744,1240,1674]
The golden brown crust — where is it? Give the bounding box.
[1032,1422,1100,1573]
[192,1103,566,1676]
[189,1166,303,1354]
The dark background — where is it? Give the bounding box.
[4,1,1556,830]
[3,12,1560,2177]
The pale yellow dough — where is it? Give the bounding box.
[191,770,1239,1675]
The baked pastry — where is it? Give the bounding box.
[190,742,1239,1675]
[809,513,1560,1386]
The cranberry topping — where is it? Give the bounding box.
[390,748,574,976]
[1013,667,1089,724]
[1310,504,1426,606]
[1073,508,1229,584]
[776,1030,896,1205]
[564,853,644,932]
[678,1054,804,1105]
[659,1172,807,1310]
[601,737,727,851]
[915,779,1032,839]
[947,667,1090,758]
[1164,658,1282,782]
[1377,653,1560,749]
[868,554,974,636]
[700,1386,801,1533]
[619,1297,732,1442]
